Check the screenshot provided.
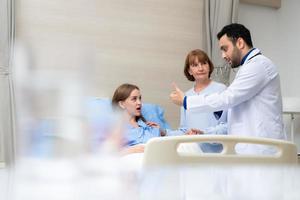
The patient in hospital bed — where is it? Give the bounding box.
[111,83,200,154]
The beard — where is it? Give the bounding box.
[230,46,242,68]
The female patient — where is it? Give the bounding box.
[179,49,228,152]
[112,83,200,154]
[112,83,165,154]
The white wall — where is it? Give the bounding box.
[239,0,300,148]
[15,0,205,128]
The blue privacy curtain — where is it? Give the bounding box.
[0,0,16,166]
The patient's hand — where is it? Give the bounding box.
[146,121,159,128]
[185,129,203,135]
[122,144,145,155]
[146,121,167,137]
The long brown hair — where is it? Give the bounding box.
[112,83,146,122]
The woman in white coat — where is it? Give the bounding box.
[170,23,286,154]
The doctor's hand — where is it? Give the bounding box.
[170,82,184,106]
[185,129,203,135]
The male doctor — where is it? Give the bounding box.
[170,23,286,154]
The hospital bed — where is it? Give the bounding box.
[143,135,298,167]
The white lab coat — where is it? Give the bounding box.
[187,48,286,154]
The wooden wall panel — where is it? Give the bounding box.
[240,0,281,8]
[15,0,205,128]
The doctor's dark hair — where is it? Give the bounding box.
[112,83,146,122]
[217,23,253,48]
[184,49,214,81]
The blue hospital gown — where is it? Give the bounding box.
[124,119,160,146]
